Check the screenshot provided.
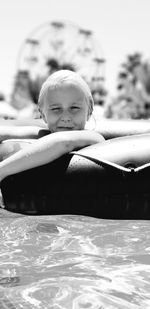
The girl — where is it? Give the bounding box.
[0,70,104,182]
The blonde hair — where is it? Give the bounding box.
[38,70,94,118]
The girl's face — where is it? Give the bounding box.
[42,82,90,132]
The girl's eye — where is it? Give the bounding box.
[71,106,80,111]
[51,107,61,112]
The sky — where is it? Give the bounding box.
[0,0,150,98]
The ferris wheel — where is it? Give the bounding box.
[11,20,106,110]
[17,20,105,85]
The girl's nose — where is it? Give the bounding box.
[61,110,71,121]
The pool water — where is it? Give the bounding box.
[0,208,150,308]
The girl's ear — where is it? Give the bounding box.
[42,113,47,123]
[87,104,93,120]
[39,109,47,123]
[87,97,94,120]
[87,110,91,120]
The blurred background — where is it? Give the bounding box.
[0,0,150,120]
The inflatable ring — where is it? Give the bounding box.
[2,118,150,139]
[1,134,150,219]
[0,139,35,161]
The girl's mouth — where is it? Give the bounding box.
[57,127,74,131]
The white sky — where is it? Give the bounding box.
[0,0,150,97]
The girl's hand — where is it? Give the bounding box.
[60,130,105,151]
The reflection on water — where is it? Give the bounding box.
[0,209,150,308]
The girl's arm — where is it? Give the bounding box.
[0,130,104,182]
[0,126,44,142]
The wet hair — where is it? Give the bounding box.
[38,70,94,118]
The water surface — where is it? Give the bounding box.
[0,209,150,308]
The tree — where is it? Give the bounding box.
[104,53,150,119]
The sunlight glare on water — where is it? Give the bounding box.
[0,209,150,308]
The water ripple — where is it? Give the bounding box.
[0,210,150,308]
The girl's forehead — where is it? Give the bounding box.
[46,82,87,100]
[54,80,86,91]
